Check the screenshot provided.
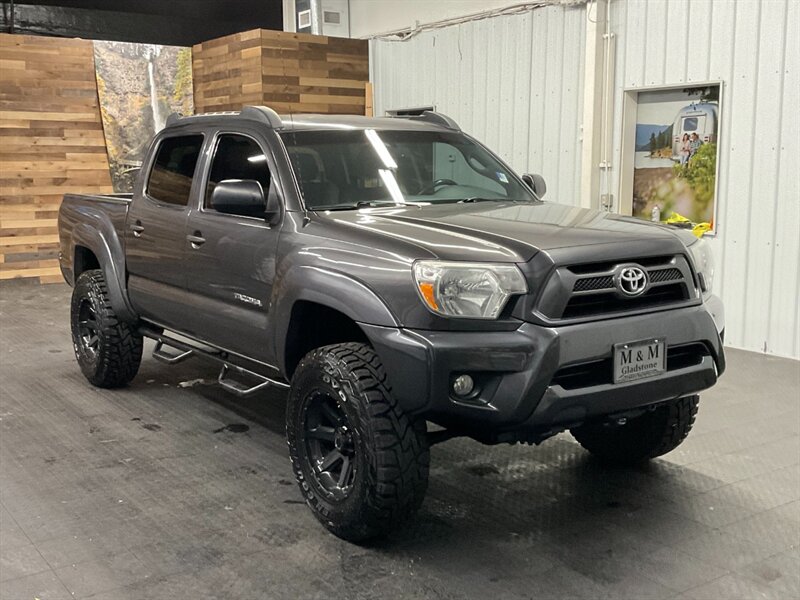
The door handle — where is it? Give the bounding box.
[130,222,144,237]
[186,233,206,248]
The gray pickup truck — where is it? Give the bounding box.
[59,107,725,541]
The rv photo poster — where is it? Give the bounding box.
[631,84,721,234]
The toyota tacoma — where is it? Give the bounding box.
[58,107,725,541]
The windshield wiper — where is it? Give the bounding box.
[461,197,540,204]
[316,200,421,211]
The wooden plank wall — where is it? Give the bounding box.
[193,29,369,115]
[0,33,113,284]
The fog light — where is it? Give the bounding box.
[452,374,475,397]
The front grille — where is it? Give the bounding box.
[562,283,689,319]
[666,342,709,371]
[567,255,673,274]
[573,275,614,292]
[537,255,696,321]
[649,267,682,283]
[551,357,613,389]
[551,342,710,390]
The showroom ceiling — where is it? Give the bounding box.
[1,0,284,45]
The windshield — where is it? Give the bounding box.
[280,129,537,210]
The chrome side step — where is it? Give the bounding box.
[141,327,289,396]
[152,341,194,365]
[217,364,285,397]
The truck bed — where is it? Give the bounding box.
[58,193,132,286]
[69,192,133,203]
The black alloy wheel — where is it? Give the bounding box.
[76,299,100,362]
[303,390,357,501]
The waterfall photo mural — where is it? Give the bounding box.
[93,41,194,192]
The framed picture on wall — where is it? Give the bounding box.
[619,82,722,235]
[93,41,194,193]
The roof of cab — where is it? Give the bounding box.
[164,106,460,133]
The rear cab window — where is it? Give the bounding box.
[146,135,204,206]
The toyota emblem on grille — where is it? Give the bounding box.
[615,265,648,297]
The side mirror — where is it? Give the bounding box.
[210,179,280,223]
[522,173,547,198]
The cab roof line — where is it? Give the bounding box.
[165,105,284,129]
[164,106,459,132]
[390,110,461,131]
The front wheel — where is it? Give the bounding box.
[570,395,699,464]
[286,342,430,542]
[70,269,143,388]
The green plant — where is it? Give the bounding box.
[672,143,716,220]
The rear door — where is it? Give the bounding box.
[126,133,205,330]
[181,130,283,364]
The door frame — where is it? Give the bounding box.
[191,127,288,220]
[617,79,724,236]
[180,127,287,366]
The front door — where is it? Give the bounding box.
[181,131,282,365]
[126,133,205,330]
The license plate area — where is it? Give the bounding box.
[613,338,666,383]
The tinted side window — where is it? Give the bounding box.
[206,135,271,209]
[147,135,203,206]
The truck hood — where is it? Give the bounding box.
[321,201,692,263]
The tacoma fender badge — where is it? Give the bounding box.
[233,293,263,307]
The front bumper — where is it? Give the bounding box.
[361,297,725,437]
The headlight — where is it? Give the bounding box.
[412,261,527,319]
[688,238,715,295]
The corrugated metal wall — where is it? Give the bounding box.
[370,4,587,205]
[609,0,800,358]
[370,0,799,359]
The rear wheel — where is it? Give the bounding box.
[286,342,429,542]
[570,395,699,464]
[70,269,143,388]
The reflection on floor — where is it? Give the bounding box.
[1,281,798,600]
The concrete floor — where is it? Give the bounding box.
[0,281,798,600]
